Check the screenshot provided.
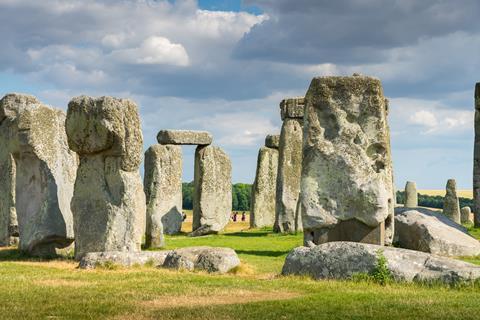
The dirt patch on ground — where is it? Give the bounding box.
[33,279,93,287]
[139,289,302,310]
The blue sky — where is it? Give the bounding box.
[0,0,478,189]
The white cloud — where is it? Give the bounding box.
[111,36,190,66]
[409,110,438,128]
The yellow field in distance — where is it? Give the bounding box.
[418,190,473,199]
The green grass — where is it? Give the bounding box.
[2,227,480,319]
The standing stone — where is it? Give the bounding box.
[250,144,279,228]
[474,83,480,227]
[443,179,461,224]
[461,206,473,224]
[0,94,77,255]
[404,181,418,208]
[192,145,232,236]
[144,144,183,248]
[300,75,394,246]
[66,96,146,260]
[0,154,16,246]
[274,97,304,233]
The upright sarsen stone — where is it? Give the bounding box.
[274,97,304,233]
[0,93,77,255]
[66,96,146,260]
[250,146,278,228]
[404,181,418,208]
[0,155,16,246]
[301,75,394,246]
[144,144,183,248]
[461,206,473,224]
[474,83,480,227]
[444,179,461,224]
[192,145,232,236]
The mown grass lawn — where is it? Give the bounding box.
[1,226,480,319]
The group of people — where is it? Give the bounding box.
[231,211,246,222]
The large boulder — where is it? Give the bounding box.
[250,146,278,228]
[300,75,395,246]
[163,246,240,274]
[144,144,183,248]
[282,241,480,284]
[394,207,480,257]
[157,130,212,145]
[192,145,232,236]
[66,96,146,260]
[0,93,77,256]
[274,97,304,233]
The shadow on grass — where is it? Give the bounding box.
[235,250,290,257]
[0,248,73,262]
[223,232,271,238]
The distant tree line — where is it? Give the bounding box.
[396,191,473,210]
[182,182,252,211]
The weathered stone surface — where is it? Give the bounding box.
[404,181,418,208]
[300,75,394,246]
[444,179,461,224]
[474,82,480,227]
[0,154,16,246]
[275,102,303,233]
[461,206,473,224]
[394,207,480,257]
[0,93,77,256]
[66,96,146,260]
[144,144,183,248]
[163,246,240,274]
[157,130,212,145]
[79,250,171,269]
[265,134,280,149]
[282,242,480,284]
[280,97,305,120]
[192,146,232,236]
[250,146,278,228]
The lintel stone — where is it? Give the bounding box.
[265,134,280,149]
[280,97,305,120]
[157,130,212,145]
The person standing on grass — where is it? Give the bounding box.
[232,212,237,222]
[241,212,246,222]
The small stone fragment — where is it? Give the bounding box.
[404,181,418,208]
[157,130,212,145]
[443,179,461,224]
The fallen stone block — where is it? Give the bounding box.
[394,207,480,257]
[163,246,240,274]
[282,241,480,285]
[78,251,172,269]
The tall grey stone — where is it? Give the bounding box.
[144,144,183,248]
[250,146,278,228]
[66,96,146,260]
[300,75,394,246]
[461,206,473,224]
[0,93,77,256]
[404,181,418,208]
[443,179,461,224]
[274,97,304,233]
[192,145,232,236]
[474,83,480,227]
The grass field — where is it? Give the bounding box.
[2,219,480,319]
[418,190,473,198]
